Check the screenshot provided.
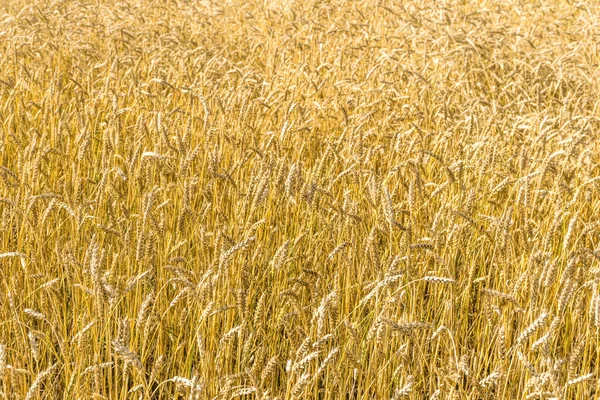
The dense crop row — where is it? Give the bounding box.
[1,0,600,398]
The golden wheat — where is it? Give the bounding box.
[1,0,600,398]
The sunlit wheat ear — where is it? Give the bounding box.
[149,354,165,385]
[136,291,155,329]
[383,319,432,335]
[27,331,40,363]
[593,285,600,330]
[391,376,413,399]
[478,371,500,389]
[514,312,549,348]
[328,241,351,260]
[381,186,395,225]
[293,350,319,374]
[563,213,578,251]
[218,236,256,270]
[291,372,310,398]
[71,321,95,346]
[567,340,585,380]
[285,163,300,201]
[483,289,518,304]
[541,258,558,287]
[24,308,48,324]
[422,276,456,284]
[564,373,595,391]
[260,355,279,382]
[0,252,27,270]
[270,240,290,270]
[171,375,204,396]
[25,363,57,400]
[557,280,576,315]
[0,344,6,378]
[229,386,257,398]
[316,347,339,377]
[530,331,551,352]
[112,341,143,373]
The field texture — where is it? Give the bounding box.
[1,0,600,398]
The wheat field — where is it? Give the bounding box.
[1,0,600,398]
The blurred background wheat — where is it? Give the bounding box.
[1,0,600,398]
